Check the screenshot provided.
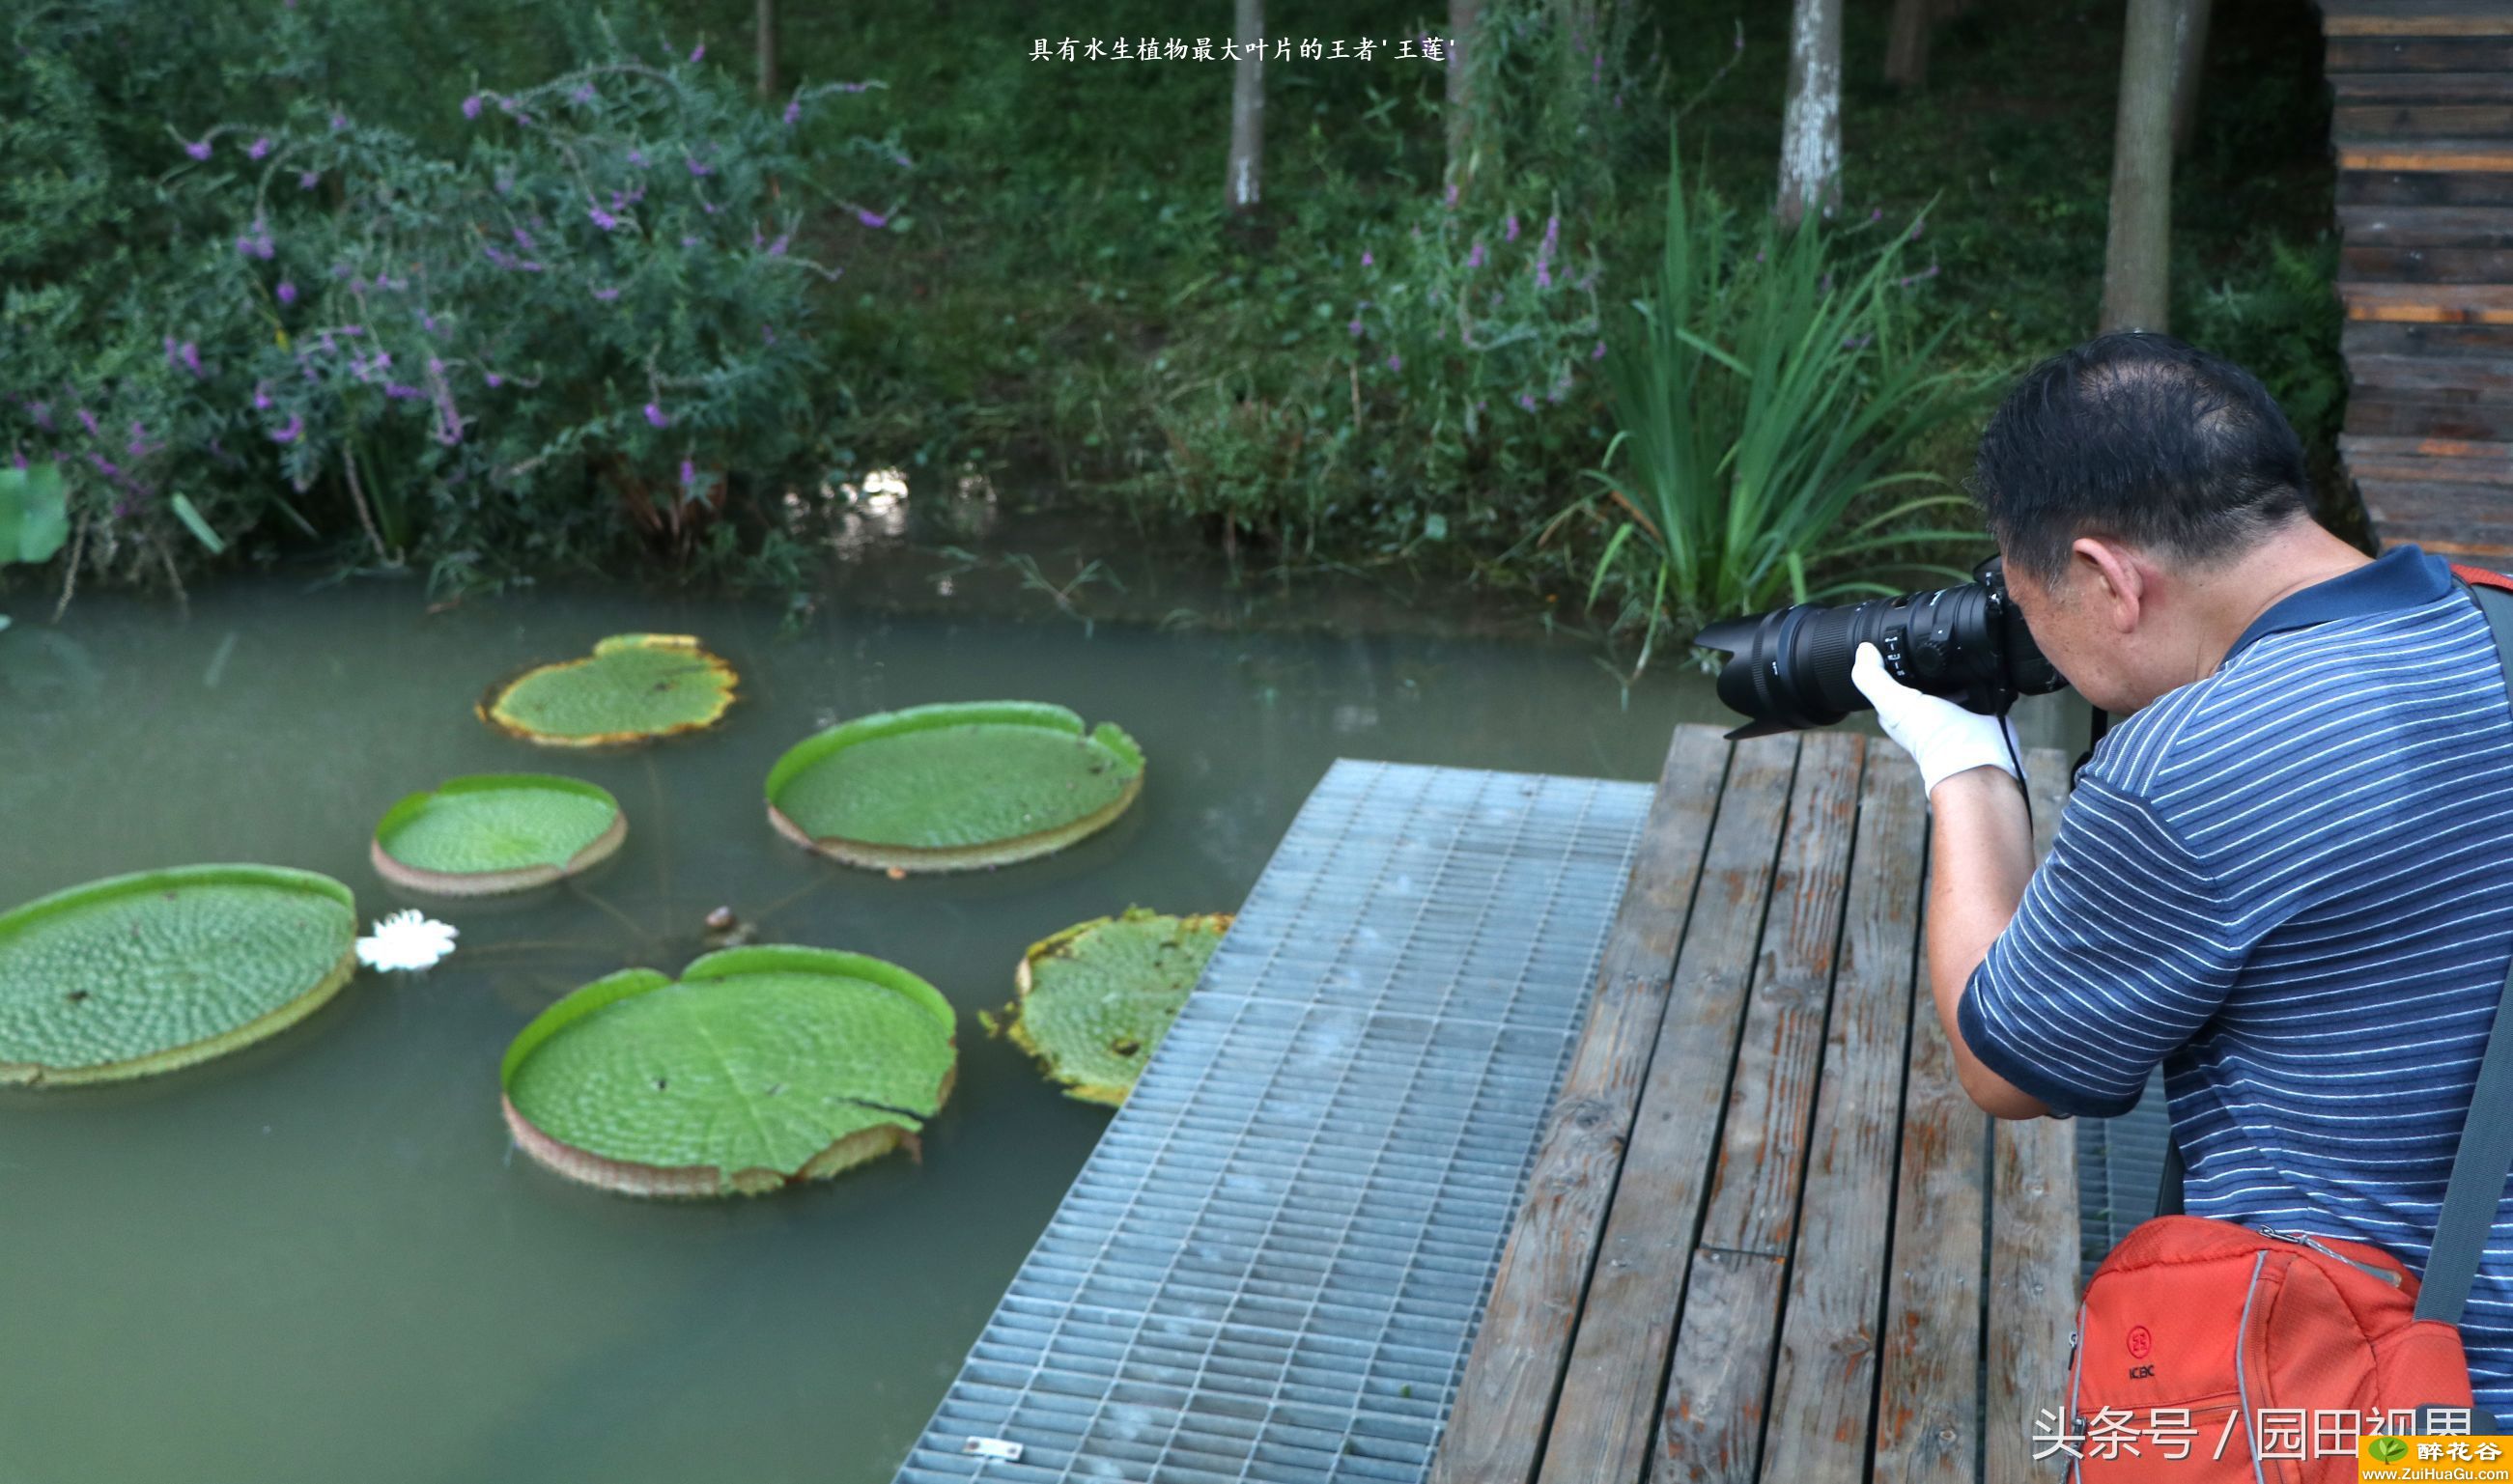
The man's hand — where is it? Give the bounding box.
[1851,642,2023,798]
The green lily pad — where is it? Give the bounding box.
[371,774,626,897]
[0,864,359,1086]
[479,633,737,747]
[1002,908,1230,1106]
[764,701,1145,873]
[499,945,958,1198]
[0,462,70,567]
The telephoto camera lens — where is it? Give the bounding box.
[1690,555,2067,740]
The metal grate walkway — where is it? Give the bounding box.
[891,760,1654,1483]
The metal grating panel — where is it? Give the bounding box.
[892,759,1656,1483]
[2076,1066,2173,1281]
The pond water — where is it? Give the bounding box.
[0,573,2073,1484]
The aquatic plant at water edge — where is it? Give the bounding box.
[0,864,359,1086]
[499,945,957,1198]
[765,701,1145,873]
[990,908,1232,1106]
[1553,126,1999,672]
[479,633,737,746]
[371,774,626,896]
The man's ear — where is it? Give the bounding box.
[2075,538,2145,633]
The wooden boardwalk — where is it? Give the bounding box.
[2324,2,2513,559]
[1426,722,2080,1484]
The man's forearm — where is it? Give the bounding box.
[1925,766,2048,1119]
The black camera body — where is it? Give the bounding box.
[1692,555,2068,740]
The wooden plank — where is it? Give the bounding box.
[2329,38,2513,71]
[1870,795,1989,1484]
[2339,204,2513,249]
[2342,319,2513,358]
[2341,281,2513,323]
[2344,244,2513,282]
[1426,722,1737,1484]
[1758,742,1930,1484]
[1649,1249,1784,1484]
[2337,103,2513,136]
[2345,349,2513,390]
[2341,431,2513,462]
[1984,747,2085,1484]
[2324,6,2513,40]
[1530,736,1801,1484]
[2358,477,2513,556]
[2331,70,2513,104]
[2342,169,2513,207]
[2343,452,2513,487]
[1653,731,1866,1484]
[2347,391,2513,438]
[2337,141,2513,173]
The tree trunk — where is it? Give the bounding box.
[1226,0,1265,213]
[1884,0,1932,89]
[1776,0,1843,230]
[2102,0,2185,331]
[755,0,778,100]
[2170,0,2214,154]
[1446,0,1479,198]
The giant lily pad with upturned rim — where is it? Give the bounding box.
[478,633,737,747]
[0,864,359,1087]
[499,944,959,1198]
[1002,907,1231,1106]
[764,701,1144,873]
[371,774,627,898]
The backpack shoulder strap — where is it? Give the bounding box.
[2415,576,2513,1325]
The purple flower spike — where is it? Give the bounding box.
[762,324,776,344]
[1505,213,1519,241]
[766,234,788,257]
[644,402,667,428]
[1347,318,1364,337]
[298,170,319,189]
[253,381,272,409]
[247,136,270,159]
[1444,182,1458,210]
[463,95,482,120]
[855,208,887,229]
[181,343,201,376]
[690,42,705,62]
[1870,207,1883,222]
[1909,221,1925,240]
[1537,267,1552,289]
[680,459,695,487]
[271,415,301,444]
[592,286,620,300]
[571,83,595,104]
[329,112,348,131]
[782,98,801,126]
[589,206,619,231]
[184,138,211,161]
[1362,250,1373,267]
[628,149,647,168]
[1592,340,1607,360]
[1387,352,1402,372]
[687,155,713,178]
[1467,241,1485,268]
[485,372,503,387]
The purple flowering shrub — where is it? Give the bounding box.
[4,10,889,595]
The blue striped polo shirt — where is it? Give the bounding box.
[1956,543,2513,1410]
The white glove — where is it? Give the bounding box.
[1851,642,2021,798]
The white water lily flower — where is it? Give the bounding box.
[356,910,459,971]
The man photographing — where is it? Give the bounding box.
[1847,329,2513,1423]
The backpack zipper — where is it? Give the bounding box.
[2260,1227,2403,1287]
[2236,1249,2270,1484]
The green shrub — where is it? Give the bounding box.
[2179,229,2345,455]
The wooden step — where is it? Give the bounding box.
[2336,102,2513,135]
[2344,319,2513,358]
[2340,281,2513,322]
[2345,245,2513,281]
[2337,139,2513,173]
[2330,38,2513,72]
[2339,445,2513,489]
[2353,477,2513,560]
[2347,390,2513,439]
[2322,1,2513,39]
[2333,72,2513,104]
[2339,204,2513,247]
[2342,170,2513,207]
[2347,350,2513,392]
[2341,433,2513,463]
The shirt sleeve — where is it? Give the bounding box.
[1956,770,2242,1119]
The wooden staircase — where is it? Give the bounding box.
[2323,1,2513,561]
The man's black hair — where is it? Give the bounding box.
[1969,329,2313,586]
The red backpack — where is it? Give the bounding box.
[2060,565,2513,1481]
